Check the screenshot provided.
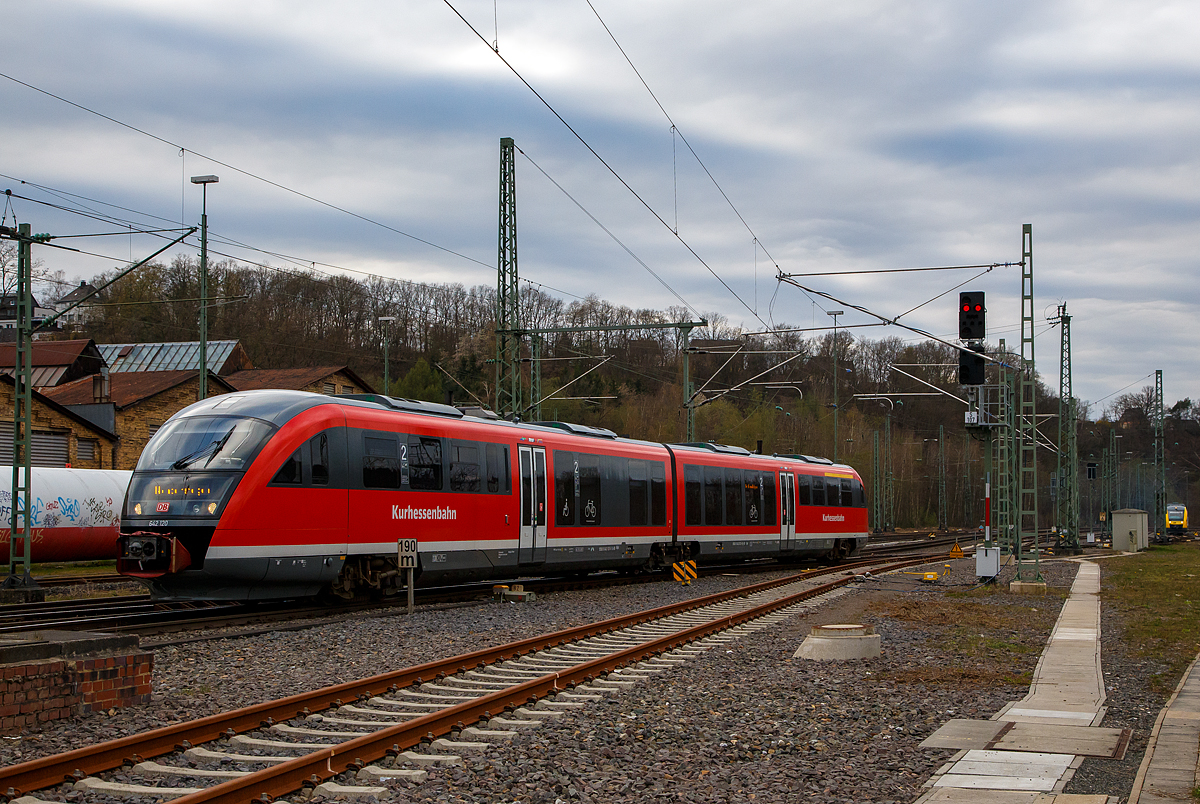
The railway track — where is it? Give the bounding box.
[0,556,933,804]
[3,536,975,637]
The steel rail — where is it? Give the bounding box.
[0,557,934,799]
[0,562,840,795]
[172,561,924,804]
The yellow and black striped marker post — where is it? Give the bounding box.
[673,560,697,586]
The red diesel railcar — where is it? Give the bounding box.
[117,391,868,600]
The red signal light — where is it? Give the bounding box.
[962,304,970,311]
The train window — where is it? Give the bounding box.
[486,444,510,493]
[408,437,443,491]
[554,450,576,526]
[272,449,303,485]
[600,456,629,527]
[704,466,723,526]
[840,478,853,507]
[685,465,702,526]
[763,473,777,525]
[809,476,825,506]
[449,442,481,493]
[310,433,329,485]
[363,436,400,489]
[744,473,761,525]
[650,462,666,526]
[725,468,743,526]
[852,478,866,507]
[798,474,812,505]
[579,454,601,526]
[826,478,840,507]
[629,460,648,526]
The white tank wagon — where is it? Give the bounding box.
[0,467,133,563]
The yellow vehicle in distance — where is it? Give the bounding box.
[1166,502,1188,534]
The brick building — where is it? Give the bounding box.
[0,375,117,468]
[44,371,234,470]
[224,365,373,396]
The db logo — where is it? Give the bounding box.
[156,502,170,513]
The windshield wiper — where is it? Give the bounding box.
[171,429,234,470]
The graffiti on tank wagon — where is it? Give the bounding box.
[0,493,118,531]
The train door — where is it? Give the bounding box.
[780,472,796,550]
[518,446,548,564]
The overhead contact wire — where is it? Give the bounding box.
[0,71,492,270]
[516,147,702,318]
[583,0,782,271]
[441,0,770,331]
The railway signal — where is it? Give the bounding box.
[959,343,987,385]
[959,292,986,340]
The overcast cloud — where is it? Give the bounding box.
[2,0,1197,410]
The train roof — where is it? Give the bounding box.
[170,390,859,473]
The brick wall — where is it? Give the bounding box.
[306,371,366,396]
[114,376,224,470]
[0,382,116,469]
[0,651,152,734]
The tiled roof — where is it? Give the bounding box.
[224,366,373,393]
[98,340,240,373]
[43,370,236,409]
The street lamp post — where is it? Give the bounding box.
[378,316,396,394]
[827,310,843,462]
[190,174,218,401]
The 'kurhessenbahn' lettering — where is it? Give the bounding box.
[392,505,457,521]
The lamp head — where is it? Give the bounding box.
[190,175,219,185]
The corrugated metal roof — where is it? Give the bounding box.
[0,366,68,387]
[99,341,239,373]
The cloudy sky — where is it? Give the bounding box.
[2,0,1197,411]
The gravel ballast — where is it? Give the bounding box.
[0,556,1170,803]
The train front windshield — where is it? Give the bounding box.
[126,415,276,519]
[136,415,275,472]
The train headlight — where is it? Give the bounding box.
[134,503,142,515]
[207,502,218,514]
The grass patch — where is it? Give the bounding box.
[887,665,1033,687]
[866,595,1064,687]
[1101,543,1200,694]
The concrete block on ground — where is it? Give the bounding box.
[314,782,388,798]
[75,778,203,798]
[396,750,461,766]
[134,760,248,778]
[795,624,881,661]
[357,766,427,783]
